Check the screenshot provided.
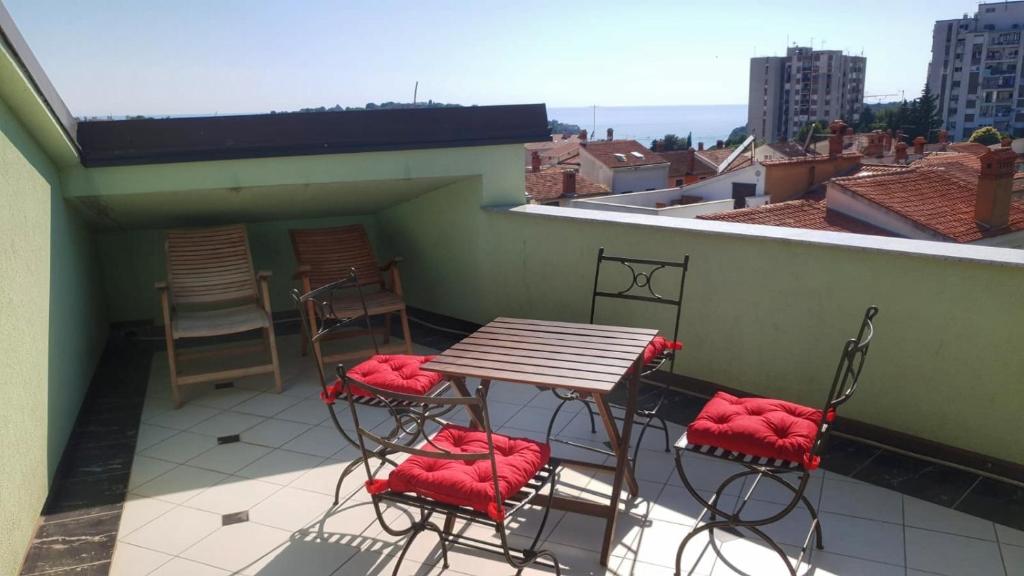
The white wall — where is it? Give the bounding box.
[679,163,764,201]
[570,195,734,219]
[607,164,671,193]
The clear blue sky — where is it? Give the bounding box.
[5,0,980,117]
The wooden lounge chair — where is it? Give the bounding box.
[290,225,412,363]
[156,224,282,407]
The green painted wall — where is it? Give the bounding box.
[96,214,384,323]
[0,94,105,576]
[378,180,1024,465]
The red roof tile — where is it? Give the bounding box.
[947,142,991,156]
[659,150,715,178]
[697,200,894,236]
[830,154,1024,242]
[695,147,753,173]
[762,152,862,166]
[582,140,669,168]
[525,168,608,202]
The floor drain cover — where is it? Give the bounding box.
[217,434,241,445]
[222,511,249,526]
[215,382,235,390]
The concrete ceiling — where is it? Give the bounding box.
[72,175,466,230]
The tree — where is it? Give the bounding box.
[856,105,875,132]
[969,126,1004,146]
[907,85,941,142]
[651,133,689,151]
[796,121,829,143]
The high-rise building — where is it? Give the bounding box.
[927,1,1024,140]
[747,47,866,143]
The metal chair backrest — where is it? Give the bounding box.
[165,224,258,307]
[343,377,509,511]
[809,305,879,460]
[290,225,383,290]
[291,270,379,392]
[589,247,690,372]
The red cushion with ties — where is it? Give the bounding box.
[320,354,444,404]
[643,336,683,364]
[686,392,834,470]
[365,424,550,521]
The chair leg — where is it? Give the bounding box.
[166,337,182,409]
[582,396,597,433]
[398,308,413,354]
[264,325,283,394]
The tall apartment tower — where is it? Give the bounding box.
[748,47,866,143]
[927,1,1024,140]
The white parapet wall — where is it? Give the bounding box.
[570,193,735,218]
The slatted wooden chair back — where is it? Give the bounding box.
[165,225,259,307]
[290,225,382,289]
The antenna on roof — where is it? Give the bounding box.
[413,81,418,105]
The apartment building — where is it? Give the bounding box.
[748,46,866,142]
[927,1,1024,139]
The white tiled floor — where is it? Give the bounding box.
[111,334,1024,575]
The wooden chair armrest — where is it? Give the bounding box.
[378,257,405,271]
[292,264,312,280]
[155,280,169,291]
[257,270,273,280]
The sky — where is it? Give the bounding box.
[4,0,983,118]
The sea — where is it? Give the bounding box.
[547,105,746,148]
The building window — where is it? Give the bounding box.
[675,178,683,186]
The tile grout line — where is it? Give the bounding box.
[902,484,909,576]
[994,524,1010,576]
[951,475,983,511]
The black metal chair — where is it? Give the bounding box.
[292,270,452,506]
[544,247,689,473]
[343,375,563,576]
[673,306,879,576]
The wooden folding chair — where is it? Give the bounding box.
[290,225,412,363]
[156,224,282,407]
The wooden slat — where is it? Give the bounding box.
[429,355,619,383]
[420,361,617,393]
[166,224,258,305]
[489,320,653,341]
[440,348,628,376]
[476,326,646,350]
[450,342,634,368]
[290,224,383,287]
[494,317,658,336]
[460,335,640,360]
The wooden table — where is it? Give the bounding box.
[422,317,658,566]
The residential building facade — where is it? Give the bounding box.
[578,140,670,193]
[748,47,866,142]
[927,1,1024,139]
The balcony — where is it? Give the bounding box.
[4,12,1024,576]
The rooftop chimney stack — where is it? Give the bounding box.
[698,142,704,151]
[975,148,1017,229]
[530,151,541,173]
[716,140,724,149]
[606,127,614,141]
[882,131,892,153]
[938,129,949,145]
[561,170,577,197]
[913,136,927,156]
[579,129,588,142]
[1002,137,1013,148]
[654,140,664,152]
[828,120,847,159]
[894,142,908,163]
[686,147,695,176]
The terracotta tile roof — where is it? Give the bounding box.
[659,150,715,178]
[947,142,991,156]
[830,155,1024,242]
[582,140,669,168]
[697,200,894,236]
[695,148,753,173]
[525,168,608,202]
[763,141,817,159]
[762,152,862,166]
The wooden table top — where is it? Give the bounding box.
[422,317,658,394]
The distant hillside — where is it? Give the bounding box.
[286,101,464,113]
[549,119,581,135]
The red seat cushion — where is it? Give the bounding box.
[686,392,832,469]
[322,355,444,404]
[643,336,682,364]
[365,424,550,521]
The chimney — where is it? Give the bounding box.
[654,140,664,152]
[716,140,724,149]
[882,131,892,153]
[828,120,846,159]
[606,127,614,141]
[938,129,949,144]
[698,142,704,151]
[913,136,927,155]
[579,129,588,142]
[894,142,908,163]
[975,147,1017,229]
[686,147,695,175]
[530,150,541,173]
[561,170,577,197]
[1002,137,1013,148]
[778,136,787,143]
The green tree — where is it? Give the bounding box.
[908,85,941,142]
[969,126,1004,146]
[796,121,829,143]
[856,105,875,132]
[651,134,689,151]
[685,131,693,149]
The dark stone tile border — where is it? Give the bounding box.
[18,309,1024,575]
[18,333,152,576]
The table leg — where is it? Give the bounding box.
[450,376,487,430]
[594,358,641,565]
